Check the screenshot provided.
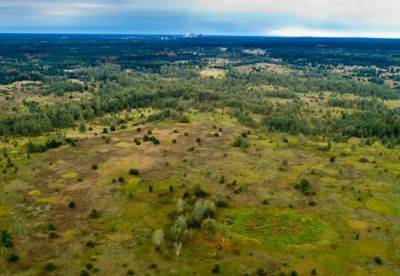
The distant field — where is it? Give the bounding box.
[200,69,226,79]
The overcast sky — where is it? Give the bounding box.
[1,0,400,38]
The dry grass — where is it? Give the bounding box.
[200,68,226,79]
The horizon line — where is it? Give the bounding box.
[0,32,400,40]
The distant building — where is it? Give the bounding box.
[242,48,266,56]
[184,33,203,38]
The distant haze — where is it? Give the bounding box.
[1,0,400,38]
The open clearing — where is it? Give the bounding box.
[1,111,399,275]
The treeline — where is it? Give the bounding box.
[27,139,62,153]
[236,70,399,100]
[263,101,400,145]
[46,80,86,95]
[327,97,383,110]
[0,71,190,136]
[1,65,400,146]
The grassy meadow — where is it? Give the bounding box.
[1,107,399,275]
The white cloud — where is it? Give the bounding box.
[0,0,190,16]
[1,0,400,36]
[194,0,400,27]
[3,0,400,26]
[43,3,110,17]
[0,1,111,17]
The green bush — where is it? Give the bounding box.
[129,168,139,175]
[68,200,76,208]
[27,139,62,154]
[89,209,100,219]
[7,252,19,263]
[211,264,220,273]
[180,115,190,123]
[233,136,249,148]
[295,179,312,195]
[80,270,89,276]
[44,261,57,272]
[359,157,368,163]
[1,230,13,248]
[201,218,216,235]
[193,184,207,198]
[256,268,266,276]
[134,138,141,145]
[151,136,160,145]
[86,240,96,248]
[374,256,383,265]
[308,201,317,206]
[176,198,186,215]
[47,223,56,231]
[215,193,229,207]
[192,199,216,226]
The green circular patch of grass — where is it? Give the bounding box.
[232,209,333,246]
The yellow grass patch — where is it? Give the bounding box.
[61,172,78,179]
[115,142,133,149]
[28,189,41,197]
[0,205,11,217]
[105,233,132,243]
[36,197,54,205]
[123,178,141,192]
[200,68,226,79]
[48,182,63,191]
[98,148,109,154]
[62,229,79,239]
[365,198,397,215]
[347,219,367,230]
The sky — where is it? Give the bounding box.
[1,0,400,38]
